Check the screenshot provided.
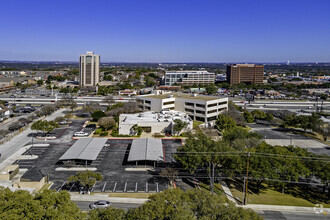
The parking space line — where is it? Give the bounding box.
[124,182,127,192]
[69,183,75,192]
[135,182,138,192]
[57,182,65,192]
[102,182,107,192]
[146,182,148,193]
[156,182,159,193]
[113,182,117,192]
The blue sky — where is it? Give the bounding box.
[0,0,329,62]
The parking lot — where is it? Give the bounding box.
[248,123,330,155]
[14,138,182,193]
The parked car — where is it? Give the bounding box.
[89,200,111,209]
[74,131,88,137]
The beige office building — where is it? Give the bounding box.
[227,64,264,85]
[137,93,228,124]
[79,52,100,86]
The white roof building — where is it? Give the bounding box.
[119,110,193,135]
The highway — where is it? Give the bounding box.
[0,95,135,106]
[233,100,330,112]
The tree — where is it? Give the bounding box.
[0,188,84,219]
[91,110,106,122]
[98,117,116,130]
[205,84,218,95]
[215,114,237,132]
[265,113,274,121]
[9,121,22,131]
[37,80,44,86]
[159,167,178,187]
[314,121,330,141]
[126,188,261,220]
[82,102,101,115]
[88,207,125,220]
[40,105,56,116]
[251,110,267,120]
[243,111,254,123]
[175,133,232,193]
[68,171,103,192]
[172,119,187,135]
[31,120,59,134]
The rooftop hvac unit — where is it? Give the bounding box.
[166,95,174,98]
[192,93,197,97]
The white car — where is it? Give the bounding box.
[74,131,88,137]
[89,200,111,209]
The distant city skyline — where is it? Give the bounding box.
[1,0,330,62]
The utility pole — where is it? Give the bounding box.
[211,162,215,194]
[243,152,250,205]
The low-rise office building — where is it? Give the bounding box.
[119,110,193,135]
[136,93,228,124]
[164,71,215,86]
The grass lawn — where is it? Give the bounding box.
[227,180,330,208]
[198,182,229,203]
[193,121,204,129]
[108,193,155,199]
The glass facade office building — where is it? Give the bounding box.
[164,71,215,86]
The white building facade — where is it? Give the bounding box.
[164,71,215,86]
[79,52,100,86]
[136,93,228,124]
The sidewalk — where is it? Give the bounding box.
[241,204,330,214]
[69,192,148,204]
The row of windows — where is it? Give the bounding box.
[163,101,175,105]
[184,108,194,113]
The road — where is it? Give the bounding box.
[74,201,141,211]
[0,95,135,106]
[233,100,330,113]
[0,108,67,164]
[74,201,329,219]
[256,210,329,220]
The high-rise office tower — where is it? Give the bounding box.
[226,64,264,85]
[79,52,100,86]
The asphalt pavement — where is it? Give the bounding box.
[74,201,141,211]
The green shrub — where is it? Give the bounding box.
[100,131,108,136]
[94,128,102,135]
[153,133,166,138]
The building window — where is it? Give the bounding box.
[207,109,217,114]
[218,101,227,105]
[218,107,227,112]
[163,101,175,105]
[195,116,205,122]
[146,106,151,110]
[196,104,205,108]
[207,116,217,121]
[196,110,205,115]
[207,103,217,108]
[185,108,194,113]
[185,102,194,107]
[145,100,151,104]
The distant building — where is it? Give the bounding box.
[164,70,215,86]
[136,93,228,125]
[79,52,100,86]
[226,64,264,85]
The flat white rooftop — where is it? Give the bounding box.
[120,110,192,125]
